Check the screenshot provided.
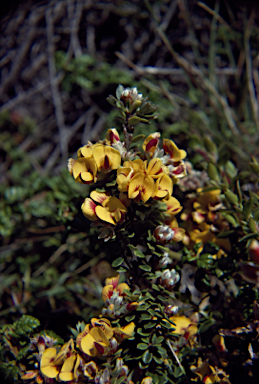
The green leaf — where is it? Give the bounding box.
[140,313,152,321]
[144,322,156,329]
[139,264,152,272]
[243,198,253,219]
[112,257,124,267]
[137,303,151,311]
[125,315,135,322]
[238,232,258,242]
[142,349,153,364]
[130,134,146,143]
[137,343,149,350]
[152,355,163,364]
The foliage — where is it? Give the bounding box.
[1,83,259,384]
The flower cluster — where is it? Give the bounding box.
[68,112,186,245]
[38,318,135,382]
[181,187,231,256]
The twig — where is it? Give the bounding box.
[115,52,239,77]
[166,339,191,383]
[244,10,259,131]
[67,0,83,60]
[197,1,232,32]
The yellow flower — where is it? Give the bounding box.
[68,157,97,184]
[102,274,130,303]
[190,358,231,383]
[153,173,173,200]
[80,326,111,356]
[163,139,187,162]
[167,217,185,242]
[77,144,93,158]
[92,144,121,171]
[81,191,127,225]
[164,196,183,216]
[143,133,161,157]
[106,128,121,145]
[59,354,81,382]
[40,348,62,379]
[113,322,135,343]
[169,315,198,341]
[128,172,155,203]
[117,158,165,201]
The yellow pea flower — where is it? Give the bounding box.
[143,132,161,157]
[164,196,183,216]
[106,128,121,145]
[163,139,187,162]
[128,172,154,203]
[68,157,97,184]
[92,144,121,171]
[102,274,130,303]
[113,322,135,343]
[169,315,198,341]
[59,354,80,382]
[40,348,61,379]
[80,327,111,357]
[153,174,173,200]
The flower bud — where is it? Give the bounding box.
[153,225,175,244]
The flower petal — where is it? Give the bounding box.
[95,205,116,225]
[81,198,98,221]
[101,285,114,303]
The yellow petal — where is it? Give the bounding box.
[77,145,93,158]
[76,324,90,348]
[21,371,38,380]
[72,158,97,183]
[81,198,98,221]
[105,274,120,288]
[153,174,173,199]
[59,355,76,382]
[164,196,182,215]
[143,133,160,156]
[163,139,187,161]
[169,315,195,335]
[147,158,163,178]
[40,348,59,379]
[102,284,114,303]
[80,333,96,356]
[90,190,110,204]
[117,282,130,295]
[117,167,133,192]
[95,205,116,225]
[91,318,113,340]
[103,196,127,213]
[106,128,121,144]
[113,322,135,343]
